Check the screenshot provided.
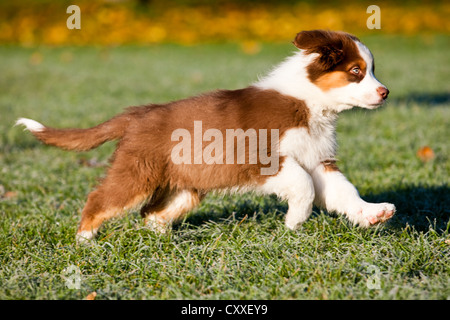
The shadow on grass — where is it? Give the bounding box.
[363,184,450,233]
[180,185,450,234]
[390,92,450,107]
[180,193,287,229]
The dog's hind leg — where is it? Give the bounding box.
[76,153,158,243]
[140,189,204,233]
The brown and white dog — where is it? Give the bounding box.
[16,30,395,243]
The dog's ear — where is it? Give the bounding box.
[293,30,345,70]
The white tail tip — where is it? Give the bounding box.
[15,118,45,132]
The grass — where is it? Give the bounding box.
[0,34,449,300]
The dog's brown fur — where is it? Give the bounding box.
[30,87,310,235]
[293,30,367,90]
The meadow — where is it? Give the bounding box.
[0,34,449,300]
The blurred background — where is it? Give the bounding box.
[1,0,448,47]
[0,1,449,300]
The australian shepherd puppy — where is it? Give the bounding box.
[16,30,395,243]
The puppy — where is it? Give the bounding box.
[16,30,395,243]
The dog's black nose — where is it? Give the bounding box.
[377,87,389,100]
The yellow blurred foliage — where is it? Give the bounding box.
[0,1,448,46]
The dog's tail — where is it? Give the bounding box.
[15,112,133,151]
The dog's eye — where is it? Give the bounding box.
[350,67,360,75]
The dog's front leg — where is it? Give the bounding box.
[261,158,315,230]
[311,161,395,227]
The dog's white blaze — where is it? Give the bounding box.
[15,118,45,132]
[355,41,386,103]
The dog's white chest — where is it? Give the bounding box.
[279,117,337,172]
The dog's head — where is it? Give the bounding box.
[293,30,389,110]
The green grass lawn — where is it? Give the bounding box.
[0,34,449,300]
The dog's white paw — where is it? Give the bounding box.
[352,202,396,227]
[76,229,97,244]
[145,215,171,234]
